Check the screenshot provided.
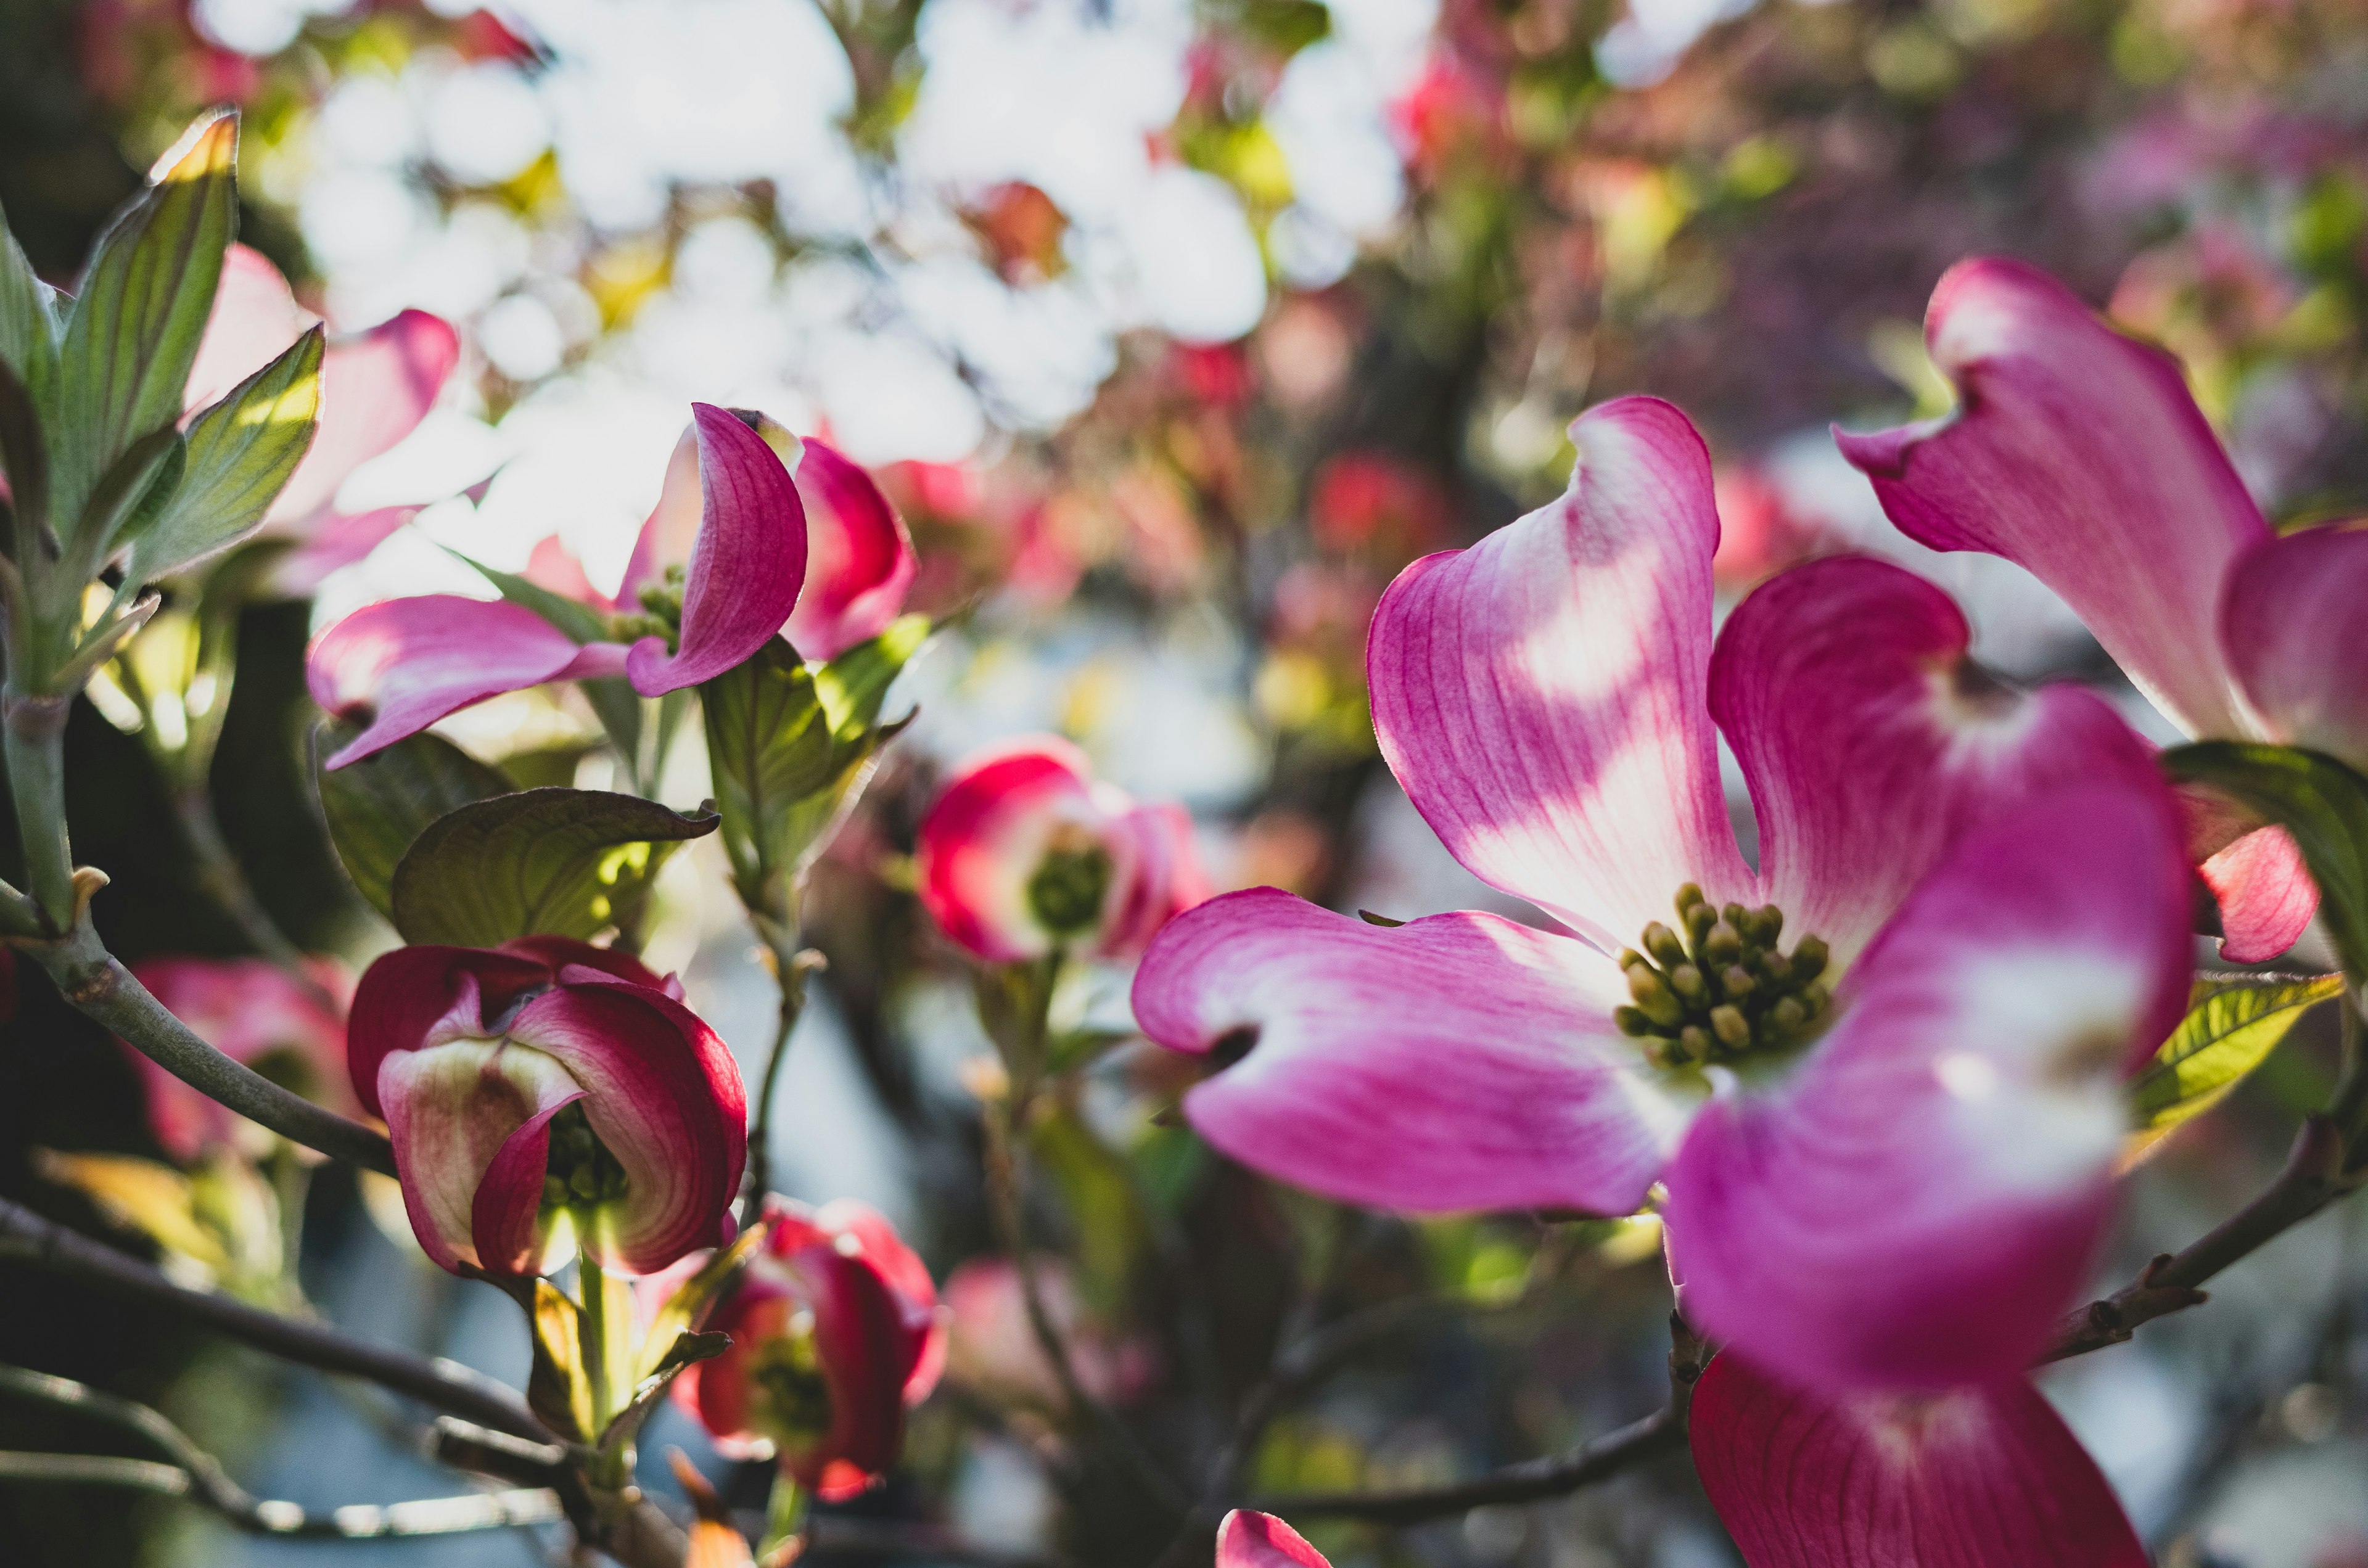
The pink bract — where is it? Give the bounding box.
[1132,395,2192,1394]
[916,736,1209,963]
[1836,255,2341,961]
[348,939,745,1278]
[1216,1513,1331,1568]
[1690,1351,2148,1567]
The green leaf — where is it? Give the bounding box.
[0,353,49,545]
[2165,741,2368,990]
[635,1217,771,1382]
[2126,974,2343,1159]
[0,197,58,418]
[454,547,613,644]
[815,613,931,744]
[388,787,718,946]
[70,425,183,578]
[53,113,239,534]
[129,324,321,585]
[314,723,512,920]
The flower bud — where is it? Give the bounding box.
[917,737,1209,962]
[668,1200,945,1501]
[349,938,746,1279]
[1642,922,1688,969]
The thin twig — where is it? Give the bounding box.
[0,1366,561,1537]
[19,914,394,1173]
[0,1196,547,1441]
[739,941,823,1229]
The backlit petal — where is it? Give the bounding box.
[377,1036,582,1274]
[1711,556,2160,969]
[1134,888,1687,1217]
[1217,1513,1333,1568]
[2223,525,2368,768]
[1664,783,2190,1390]
[1690,1352,2147,1568]
[268,308,460,527]
[1835,257,2268,737]
[1368,396,1748,953]
[785,440,918,660]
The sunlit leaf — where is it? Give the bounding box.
[388,787,717,946]
[0,196,58,417]
[2123,974,2342,1164]
[315,721,512,921]
[129,324,321,583]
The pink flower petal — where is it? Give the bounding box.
[1368,396,1748,954]
[2200,823,2315,964]
[1710,556,2161,969]
[2223,525,2368,765]
[1690,1352,2147,1568]
[1217,1513,1332,1568]
[509,974,748,1276]
[184,243,309,415]
[307,594,628,769]
[377,1033,583,1275]
[1835,257,2268,739]
[625,404,810,695]
[1663,783,2190,1390]
[266,505,418,597]
[785,440,919,660]
[470,1091,588,1276]
[916,740,1103,961]
[128,955,355,1161]
[347,946,553,1120]
[773,1239,926,1497]
[1133,888,1686,1217]
[788,1199,948,1402]
[268,308,460,527]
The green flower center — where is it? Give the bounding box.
[1615,884,1831,1069]
[606,565,686,646]
[539,1102,631,1211]
[747,1316,834,1451]
[1026,836,1114,935]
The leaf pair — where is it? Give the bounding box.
[316,723,716,947]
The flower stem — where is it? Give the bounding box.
[2,684,75,932]
[739,926,820,1229]
[758,1473,807,1562]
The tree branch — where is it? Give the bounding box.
[18,914,395,1173]
[0,1196,546,1441]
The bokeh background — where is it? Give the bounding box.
[4,0,2368,1563]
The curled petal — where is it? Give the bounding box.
[1835,257,2268,738]
[1664,784,2191,1390]
[785,440,919,660]
[773,1199,947,1402]
[2224,525,2368,766]
[2201,825,2315,964]
[1690,1352,2147,1568]
[623,405,810,695]
[777,1240,927,1498]
[1134,889,1687,1217]
[1369,396,1748,953]
[1712,556,2160,969]
[348,945,553,1120]
[268,308,460,528]
[308,595,630,768]
[377,1036,583,1274]
[471,1093,586,1276]
[1217,1513,1332,1568]
[508,975,747,1275]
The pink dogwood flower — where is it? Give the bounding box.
[1836,257,2335,961]
[668,1198,945,1501]
[1216,1512,1329,1568]
[127,955,358,1162]
[916,736,1210,963]
[184,244,460,594]
[308,404,808,768]
[348,937,746,1278]
[1690,1350,2147,1567]
[1133,397,2191,1393]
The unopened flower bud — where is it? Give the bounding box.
[1791,936,1830,982]
[1627,967,1686,1027]
[1669,963,1706,1003]
[1721,965,1756,1000]
[1677,1025,1713,1062]
[1684,901,1717,945]
[1673,882,1706,916]
[1614,1006,1658,1037]
[1768,996,1807,1036]
[1709,1005,1752,1050]
[1643,922,1688,969]
[1704,921,1743,966]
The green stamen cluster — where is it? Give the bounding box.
[606,565,686,646]
[1615,883,1831,1069]
[748,1321,834,1448]
[1026,841,1113,935]
[540,1102,630,1210]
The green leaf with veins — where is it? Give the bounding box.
[128,326,321,585]
[2126,974,2343,1160]
[314,722,512,921]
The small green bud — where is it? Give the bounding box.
[1677,1025,1713,1062]
[1709,1005,1752,1050]
[1669,963,1706,1003]
[1801,980,1832,1019]
[1674,882,1706,916]
[1619,948,1651,973]
[1627,967,1685,1027]
[1791,936,1829,982]
[1720,964,1756,1000]
[1614,1006,1658,1037]
[1758,905,1783,942]
[1704,921,1743,966]
[1769,996,1806,1036]
[1643,922,1688,969]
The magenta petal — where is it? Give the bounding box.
[1690,1352,2147,1568]
[2202,824,2315,963]
[1711,556,2161,967]
[267,506,418,598]
[308,595,625,769]
[624,404,810,696]
[2224,525,2368,766]
[1216,1513,1332,1568]
[268,308,460,528]
[786,439,918,660]
[470,1091,586,1276]
[1835,257,2268,737]
[1368,396,1748,953]
[1133,888,1685,1217]
[1664,783,2190,1390]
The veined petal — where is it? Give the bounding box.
[471,1093,585,1276]
[348,946,552,1120]
[1835,257,2268,738]
[1217,1513,1332,1568]
[267,308,460,527]
[624,405,810,695]
[785,440,918,660]
[1711,556,2160,969]
[1369,396,1748,953]
[308,595,627,769]
[508,975,747,1276]
[2224,526,2368,767]
[1133,889,1687,1217]
[377,1036,583,1275]
[1664,784,2190,1390]
[1690,1352,2147,1568]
